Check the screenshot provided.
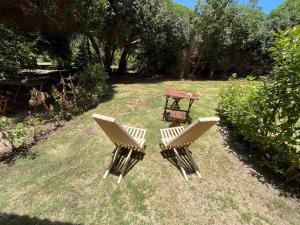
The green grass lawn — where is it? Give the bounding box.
[0,81,299,225]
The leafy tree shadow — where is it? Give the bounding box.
[218,116,300,199]
[0,145,37,166]
[0,212,81,225]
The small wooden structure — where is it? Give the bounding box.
[93,113,147,183]
[0,69,75,111]
[0,79,45,104]
[162,89,199,123]
[160,117,220,181]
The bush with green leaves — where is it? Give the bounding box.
[219,26,300,181]
[193,0,271,77]
[0,116,28,148]
[78,63,108,106]
[0,24,36,77]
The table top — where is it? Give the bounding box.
[165,89,199,100]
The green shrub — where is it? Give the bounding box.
[219,79,261,141]
[0,24,36,77]
[219,26,300,181]
[78,63,108,105]
[0,116,28,148]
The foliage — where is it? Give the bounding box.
[219,26,300,181]
[25,115,44,142]
[268,0,300,32]
[36,35,73,68]
[0,24,36,77]
[78,63,108,102]
[27,66,108,121]
[0,116,28,148]
[137,0,194,75]
[1,0,300,79]
[29,88,52,114]
[193,0,271,77]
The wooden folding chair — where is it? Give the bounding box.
[93,113,146,183]
[160,117,220,181]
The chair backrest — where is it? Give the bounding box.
[166,117,220,148]
[93,113,140,149]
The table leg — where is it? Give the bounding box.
[170,98,180,110]
[186,99,194,120]
[162,97,169,120]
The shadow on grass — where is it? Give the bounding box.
[218,117,300,199]
[107,147,145,178]
[108,73,193,85]
[0,145,37,166]
[160,147,200,178]
[108,71,233,85]
[99,84,118,104]
[0,212,80,225]
[0,123,65,166]
[161,149,193,175]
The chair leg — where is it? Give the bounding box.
[173,148,188,181]
[184,147,201,179]
[117,149,133,184]
[103,146,120,179]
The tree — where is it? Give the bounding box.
[192,0,270,77]
[268,0,300,32]
[0,24,36,77]
[137,0,194,76]
[219,26,300,180]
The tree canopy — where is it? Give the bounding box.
[1,0,300,78]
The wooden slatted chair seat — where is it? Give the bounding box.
[122,125,146,148]
[160,126,184,146]
[93,114,145,150]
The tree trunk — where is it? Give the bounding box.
[191,52,202,77]
[118,47,129,75]
[86,36,92,61]
[104,41,116,76]
[86,34,102,64]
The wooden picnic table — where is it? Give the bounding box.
[162,89,199,122]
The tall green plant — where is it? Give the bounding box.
[219,26,300,181]
[0,116,28,148]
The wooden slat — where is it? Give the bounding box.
[137,129,143,139]
[160,129,165,139]
[93,114,145,150]
[167,117,219,148]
